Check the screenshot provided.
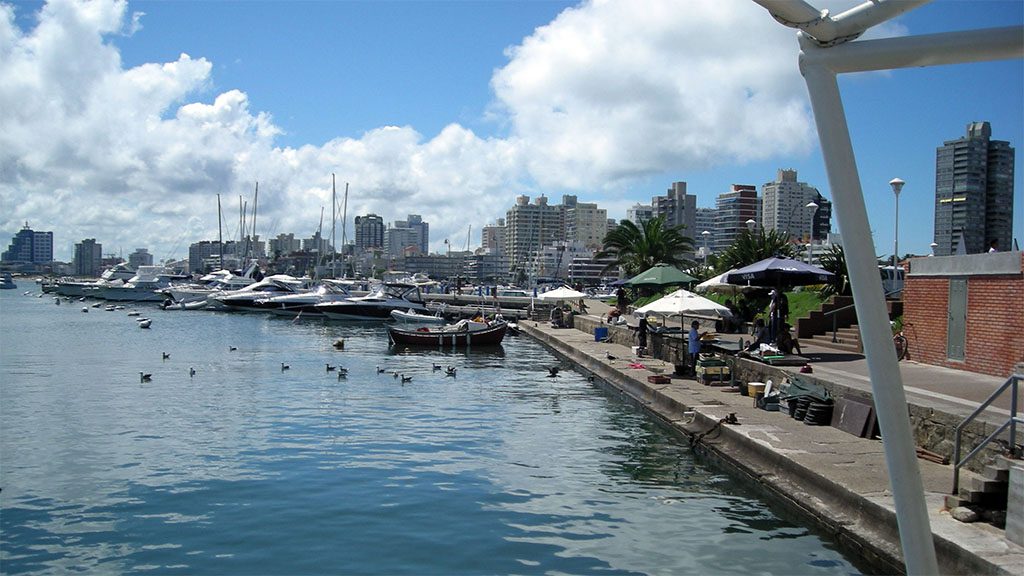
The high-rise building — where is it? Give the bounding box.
[761,169,823,241]
[384,221,423,258]
[128,248,153,269]
[405,215,429,255]
[694,208,718,258]
[354,214,384,252]
[269,233,302,257]
[73,238,103,277]
[505,195,565,273]
[652,181,697,235]
[481,219,506,256]
[2,222,53,264]
[934,121,1015,255]
[714,185,760,253]
[626,203,654,225]
[565,201,608,251]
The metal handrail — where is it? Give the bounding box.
[952,371,1022,495]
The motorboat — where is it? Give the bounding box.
[53,263,136,297]
[316,283,429,321]
[211,275,312,312]
[386,318,508,347]
[0,272,16,290]
[160,266,260,308]
[389,307,447,325]
[251,279,357,317]
[95,266,189,302]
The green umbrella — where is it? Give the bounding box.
[623,263,697,288]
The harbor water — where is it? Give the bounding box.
[0,290,865,575]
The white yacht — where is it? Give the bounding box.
[315,283,429,321]
[251,279,359,317]
[160,266,259,308]
[53,263,136,297]
[211,275,312,312]
[96,266,189,302]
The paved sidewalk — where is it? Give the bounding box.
[522,314,1024,576]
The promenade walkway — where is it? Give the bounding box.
[520,307,1023,576]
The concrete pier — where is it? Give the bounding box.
[520,312,1024,575]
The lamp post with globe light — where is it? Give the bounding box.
[701,230,711,265]
[806,201,819,264]
[745,218,757,232]
[890,178,904,280]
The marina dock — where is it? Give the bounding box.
[521,310,1024,576]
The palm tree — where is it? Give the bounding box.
[715,227,797,272]
[817,244,851,299]
[597,216,694,277]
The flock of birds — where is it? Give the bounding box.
[137,346,567,385]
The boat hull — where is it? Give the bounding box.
[387,322,508,347]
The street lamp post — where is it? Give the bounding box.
[701,230,711,265]
[890,178,905,284]
[745,218,757,232]
[806,201,819,264]
[930,242,938,257]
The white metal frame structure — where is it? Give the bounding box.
[751,1,1023,574]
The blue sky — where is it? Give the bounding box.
[1,0,1021,262]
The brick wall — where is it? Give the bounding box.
[904,253,1024,378]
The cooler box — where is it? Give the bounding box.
[594,327,609,341]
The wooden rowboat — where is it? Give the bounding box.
[387,320,508,347]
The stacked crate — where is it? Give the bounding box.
[695,354,730,386]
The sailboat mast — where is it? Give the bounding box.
[341,182,349,277]
[251,181,258,267]
[217,194,224,272]
[331,174,337,278]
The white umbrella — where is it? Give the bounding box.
[694,270,754,294]
[633,289,732,326]
[537,286,587,300]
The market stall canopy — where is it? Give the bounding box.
[623,264,697,288]
[537,286,588,301]
[724,257,834,287]
[694,269,757,294]
[633,289,732,319]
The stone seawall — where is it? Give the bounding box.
[574,314,1014,473]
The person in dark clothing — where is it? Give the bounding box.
[745,318,771,352]
[637,317,648,350]
[616,287,628,313]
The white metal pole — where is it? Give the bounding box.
[894,187,899,279]
[798,35,938,575]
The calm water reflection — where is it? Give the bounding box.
[0,290,863,575]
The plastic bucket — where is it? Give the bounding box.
[747,382,766,397]
[594,327,609,341]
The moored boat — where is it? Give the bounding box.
[317,283,428,321]
[0,272,16,290]
[389,307,447,325]
[386,319,508,347]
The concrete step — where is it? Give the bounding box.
[984,464,1010,483]
[806,335,862,353]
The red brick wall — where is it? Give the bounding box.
[904,253,1024,378]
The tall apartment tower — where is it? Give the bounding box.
[73,238,103,277]
[405,214,429,254]
[714,185,760,253]
[505,195,565,273]
[694,208,718,256]
[1,222,53,264]
[626,203,654,225]
[761,169,823,241]
[934,121,1015,255]
[481,219,506,256]
[354,214,385,252]
[565,201,608,251]
[652,181,697,235]
[128,248,153,269]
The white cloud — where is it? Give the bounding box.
[1,0,836,262]
[493,0,816,189]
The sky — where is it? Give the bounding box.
[1,0,1021,263]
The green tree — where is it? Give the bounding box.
[817,244,851,299]
[597,216,694,277]
[715,228,796,272]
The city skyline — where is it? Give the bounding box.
[1,0,1021,262]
